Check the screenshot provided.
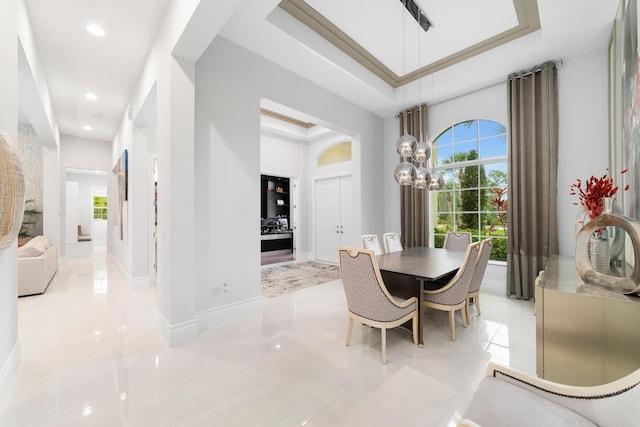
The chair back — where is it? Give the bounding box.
[383,232,403,253]
[468,238,493,293]
[443,232,472,251]
[361,234,383,255]
[338,247,414,322]
[426,242,480,306]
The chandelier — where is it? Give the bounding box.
[393,2,443,191]
[393,109,444,190]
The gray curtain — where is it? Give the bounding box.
[506,61,559,299]
[399,104,429,248]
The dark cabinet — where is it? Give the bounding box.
[261,175,293,254]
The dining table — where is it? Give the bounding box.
[376,246,468,346]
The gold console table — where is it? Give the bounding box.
[535,256,640,386]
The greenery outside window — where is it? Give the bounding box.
[93,196,107,220]
[431,119,508,261]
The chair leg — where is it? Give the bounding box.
[475,295,481,316]
[346,316,354,346]
[381,326,387,364]
[465,296,471,323]
[412,313,418,345]
[461,306,468,328]
[448,311,456,341]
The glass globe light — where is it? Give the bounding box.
[413,165,431,190]
[396,133,417,158]
[394,161,417,186]
[429,170,445,190]
[413,141,431,164]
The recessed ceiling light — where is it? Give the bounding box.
[83,125,93,131]
[86,24,105,37]
[85,93,97,101]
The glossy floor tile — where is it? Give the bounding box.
[1,248,536,426]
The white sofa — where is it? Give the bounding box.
[459,362,640,426]
[18,236,58,297]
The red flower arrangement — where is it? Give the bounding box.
[570,168,629,220]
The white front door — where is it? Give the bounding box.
[316,175,353,263]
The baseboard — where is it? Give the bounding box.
[156,312,198,347]
[0,342,21,402]
[130,276,150,288]
[196,297,262,333]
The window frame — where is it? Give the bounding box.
[430,119,508,261]
[93,196,108,221]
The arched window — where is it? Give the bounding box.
[431,119,507,261]
[317,141,351,166]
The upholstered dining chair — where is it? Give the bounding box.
[443,231,472,251]
[382,232,403,253]
[338,246,419,364]
[423,242,480,341]
[466,238,493,321]
[361,234,383,255]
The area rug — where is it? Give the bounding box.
[261,261,341,298]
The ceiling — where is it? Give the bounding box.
[20,0,619,142]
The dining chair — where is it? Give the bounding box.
[361,234,383,255]
[466,238,493,321]
[422,241,480,341]
[382,232,403,253]
[443,231,472,251]
[338,246,419,364]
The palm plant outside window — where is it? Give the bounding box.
[431,119,508,261]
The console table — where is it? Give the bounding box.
[535,256,640,386]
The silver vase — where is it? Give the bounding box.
[588,228,609,274]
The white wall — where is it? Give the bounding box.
[194,36,383,319]
[260,134,304,176]
[557,49,610,256]
[382,46,610,292]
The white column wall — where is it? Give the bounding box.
[0,0,20,401]
[131,126,149,286]
[154,55,197,343]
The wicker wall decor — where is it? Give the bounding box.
[0,130,26,249]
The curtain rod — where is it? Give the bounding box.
[510,59,563,79]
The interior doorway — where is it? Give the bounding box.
[64,168,107,258]
[259,99,358,264]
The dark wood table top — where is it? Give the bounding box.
[376,247,467,281]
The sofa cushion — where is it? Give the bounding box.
[462,377,596,426]
[27,235,50,251]
[18,245,43,258]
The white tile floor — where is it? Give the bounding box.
[1,247,536,426]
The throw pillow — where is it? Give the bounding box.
[18,245,43,258]
[26,235,50,252]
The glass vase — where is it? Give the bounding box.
[589,228,610,274]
